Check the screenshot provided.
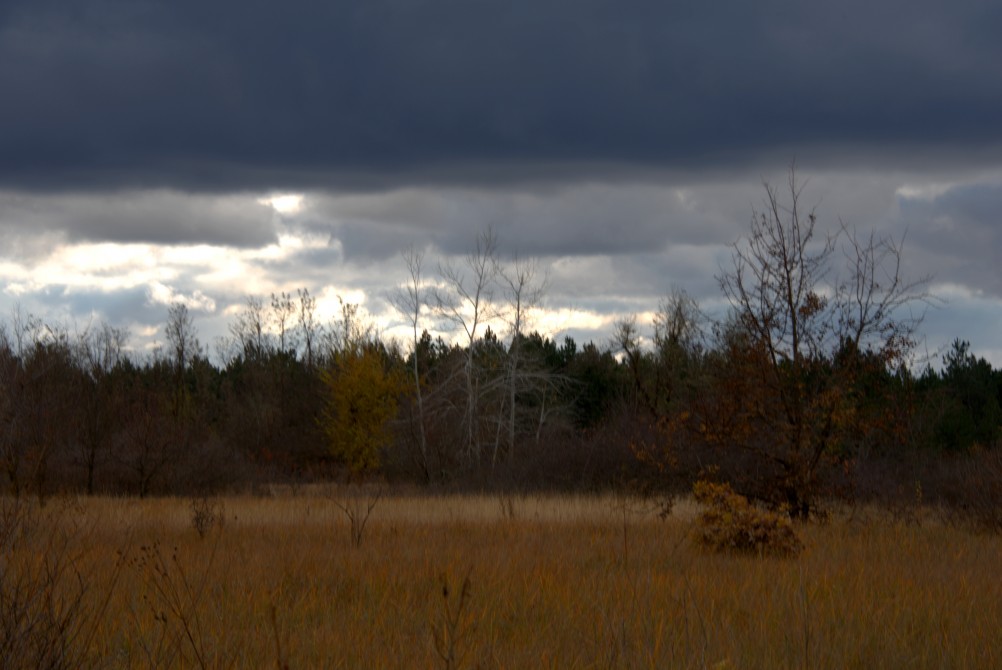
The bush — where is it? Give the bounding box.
[189,495,224,539]
[692,480,802,557]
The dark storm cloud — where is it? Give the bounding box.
[2,0,1001,192]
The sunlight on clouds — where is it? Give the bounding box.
[135,325,159,338]
[11,243,174,293]
[249,231,327,263]
[280,231,330,250]
[931,282,989,301]
[673,188,696,210]
[316,285,367,318]
[258,193,304,215]
[160,244,234,266]
[193,256,252,288]
[4,282,28,296]
[895,182,956,201]
[58,243,157,272]
[0,236,310,312]
[147,281,217,312]
[532,307,618,335]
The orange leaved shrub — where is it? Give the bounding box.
[692,480,803,557]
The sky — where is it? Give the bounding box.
[2,0,1001,366]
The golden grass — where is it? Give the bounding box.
[12,492,1002,669]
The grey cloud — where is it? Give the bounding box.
[894,182,1002,298]
[297,166,965,267]
[31,285,156,325]
[0,190,277,247]
[1,0,1001,192]
[0,285,165,347]
[300,181,761,263]
[253,243,344,276]
[0,225,66,264]
[919,292,1002,365]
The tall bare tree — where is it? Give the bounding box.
[496,253,548,465]
[435,226,499,465]
[230,296,270,360]
[271,291,297,354]
[74,322,130,493]
[165,302,199,373]
[389,245,433,479]
[297,288,319,369]
[835,224,931,361]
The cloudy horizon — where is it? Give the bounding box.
[2,0,1001,365]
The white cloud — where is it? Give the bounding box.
[532,307,620,336]
[146,282,217,312]
[259,193,305,215]
[895,182,957,201]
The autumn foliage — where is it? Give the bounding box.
[320,342,407,474]
[692,479,803,557]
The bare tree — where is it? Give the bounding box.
[435,226,500,465]
[835,224,932,362]
[496,253,548,465]
[613,315,656,415]
[719,171,836,367]
[654,287,706,358]
[74,322,130,493]
[79,322,129,376]
[164,302,204,427]
[270,291,297,354]
[8,305,42,362]
[229,296,270,360]
[297,288,319,369]
[328,297,372,357]
[389,245,432,480]
[165,303,200,373]
[615,288,707,420]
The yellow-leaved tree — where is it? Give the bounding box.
[321,338,407,474]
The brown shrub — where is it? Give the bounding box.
[692,480,803,557]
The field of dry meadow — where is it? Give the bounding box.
[4,490,1001,669]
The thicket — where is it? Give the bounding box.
[1,176,1000,524]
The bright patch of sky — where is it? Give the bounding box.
[895,182,957,201]
[259,193,304,215]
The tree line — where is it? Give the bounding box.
[1,173,1000,519]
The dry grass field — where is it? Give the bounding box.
[5,490,1001,669]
